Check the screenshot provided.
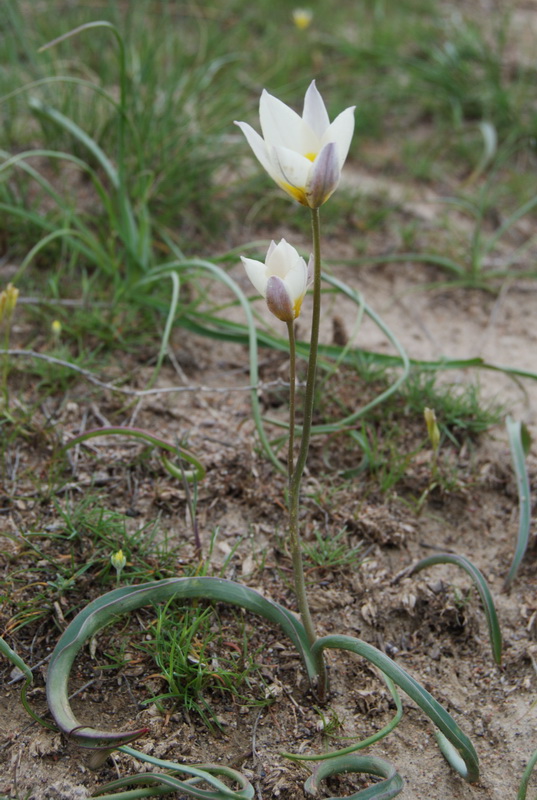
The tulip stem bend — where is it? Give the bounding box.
[287,207,327,699]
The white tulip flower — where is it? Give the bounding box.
[235,81,355,208]
[241,239,313,322]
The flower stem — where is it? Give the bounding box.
[287,206,327,699]
[286,320,296,475]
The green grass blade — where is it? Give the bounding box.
[28,97,119,188]
[137,270,181,388]
[517,747,537,800]
[312,273,410,432]
[63,426,206,482]
[408,553,502,665]
[312,634,479,782]
[504,416,532,590]
[46,577,318,749]
[303,753,403,799]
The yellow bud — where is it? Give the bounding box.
[111,549,126,573]
[292,8,313,29]
[5,284,19,315]
[0,284,19,325]
[424,407,440,453]
[51,319,62,338]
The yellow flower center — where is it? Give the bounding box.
[281,182,309,206]
[293,296,304,318]
[305,152,317,162]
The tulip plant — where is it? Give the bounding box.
[0,81,488,799]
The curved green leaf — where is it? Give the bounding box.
[504,416,532,590]
[304,754,403,800]
[409,553,502,665]
[46,577,320,749]
[0,636,56,731]
[179,310,537,384]
[283,673,402,762]
[312,634,479,783]
[517,746,537,800]
[92,760,254,800]
[0,635,33,683]
[63,426,205,482]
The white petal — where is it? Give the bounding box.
[322,106,356,168]
[302,80,330,138]
[299,119,321,158]
[269,145,312,191]
[284,258,309,303]
[265,240,277,260]
[234,121,273,175]
[241,256,268,297]
[266,239,299,279]
[259,89,303,151]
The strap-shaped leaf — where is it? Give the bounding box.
[92,761,254,800]
[409,552,502,665]
[304,753,403,799]
[46,577,320,749]
[517,746,537,800]
[504,416,532,589]
[283,673,402,762]
[312,635,479,783]
[63,426,205,482]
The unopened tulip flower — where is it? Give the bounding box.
[241,239,312,322]
[235,81,355,208]
[424,407,440,454]
[0,283,19,324]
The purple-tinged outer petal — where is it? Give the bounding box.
[306,254,314,285]
[306,141,340,207]
[266,275,294,321]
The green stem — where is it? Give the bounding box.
[286,207,327,699]
[286,320,296,476]
[1,319,11,408]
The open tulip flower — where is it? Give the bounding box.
[235,81,355,208]
[241,239,312,322]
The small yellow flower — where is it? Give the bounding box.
[424,407,440,453]
[293,8,313,29]
[111,549,126,574]
[51,319,62,339]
